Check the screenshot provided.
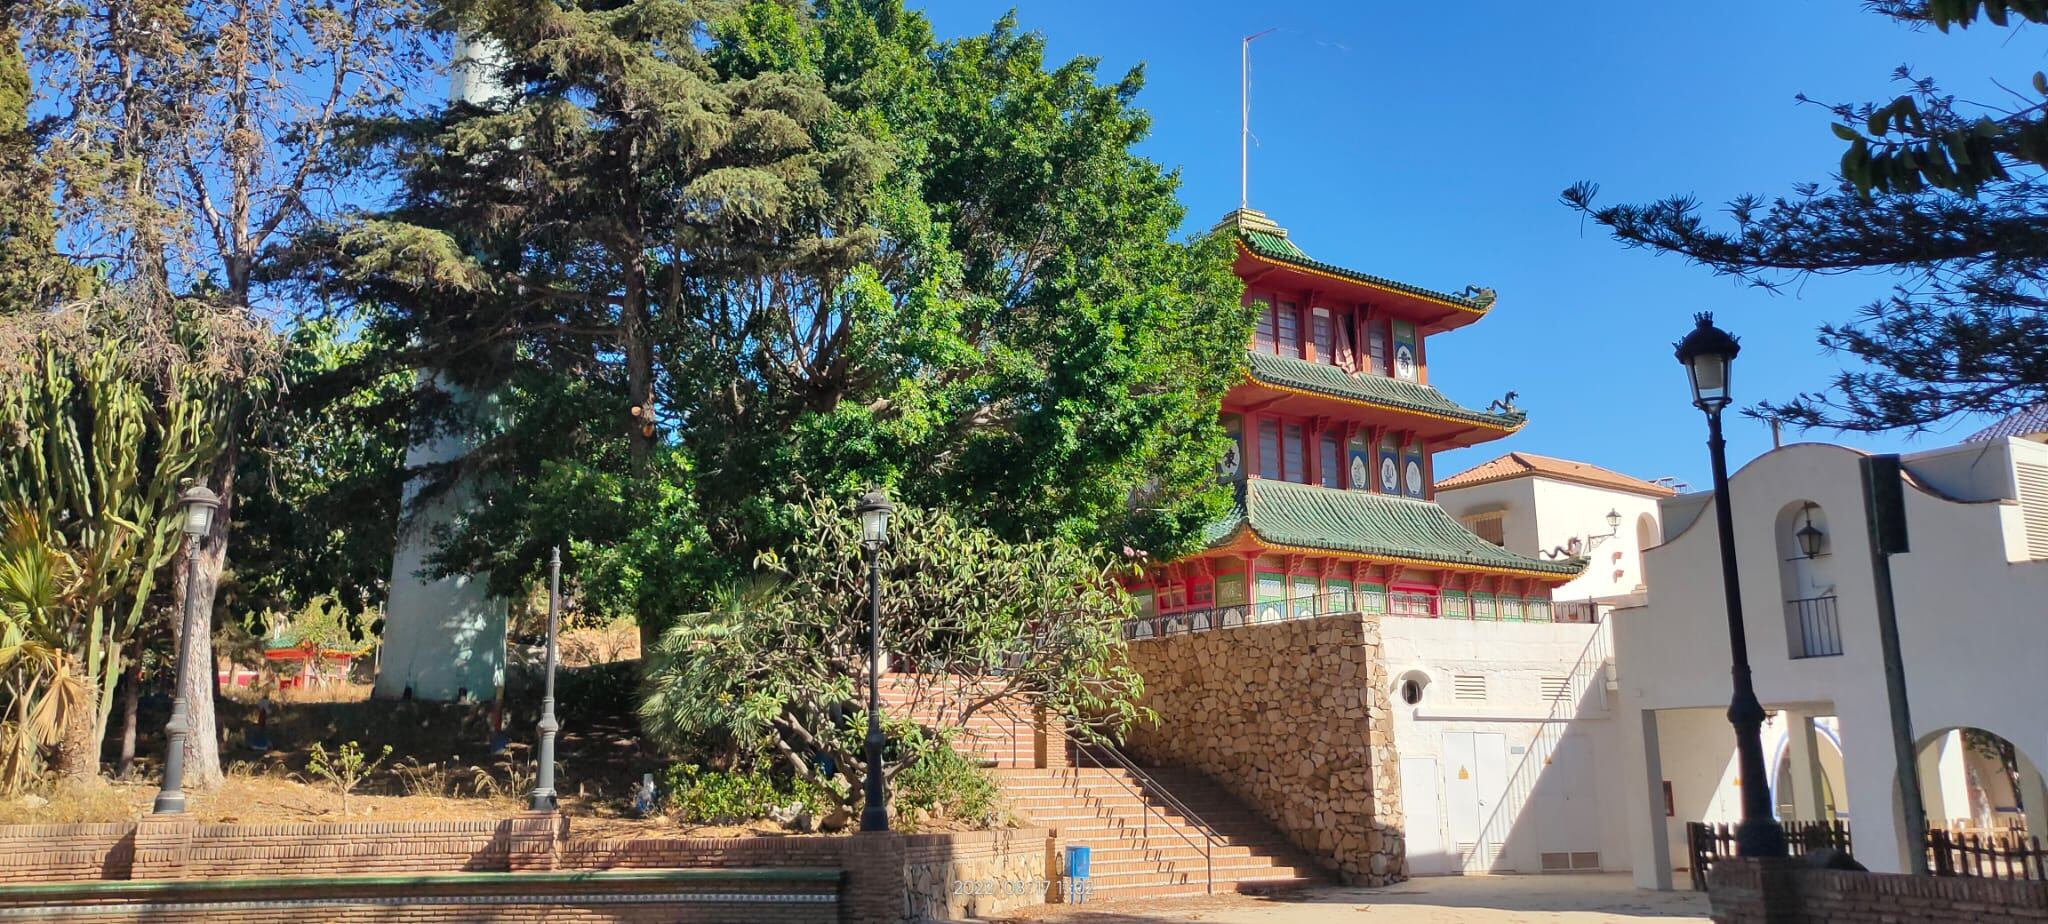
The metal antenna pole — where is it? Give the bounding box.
[1242,28,1276,209]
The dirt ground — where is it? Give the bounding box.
[997,874,1710,924]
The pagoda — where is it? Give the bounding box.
[1128,209,1582,631]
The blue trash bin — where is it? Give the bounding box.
[1063,845,1091,903]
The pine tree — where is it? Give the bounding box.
[1565,1,2048,432]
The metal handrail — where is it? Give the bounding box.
[1786,595,1843,658]
[1457,609,1613,872]
[1055,724,1219,895]
[1123,590,1592,640]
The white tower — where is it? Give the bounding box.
[372,36,512,702]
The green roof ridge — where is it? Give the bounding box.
[1237,230,1497,311]
[1243,351,1525,430]
[1208,480,1582,577]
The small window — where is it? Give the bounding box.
[1454,675,1487,701]
[1367,321,1387,375]
[1312,309,1336,366]
[1500,596,1525,621]
[1541,676,1570,703]
[1471,594,1496,620]
[1401,679,1424,705]
[1528,598,1552,622]
[1389,590,1436,617]
[1320,434,1342,488]
[1440,592,1469,619]
[1253,302,1276,352]
[1258,420,1280,480]
[1276,302,1301,356]
[1283,423,1306,483]
[1469,516,1505,547]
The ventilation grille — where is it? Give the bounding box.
[2019,462,2048,560]
[1541,676,1570,703]
[1454,675,1487,701]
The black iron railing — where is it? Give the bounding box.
[1057,726,1219,894]
[1687,820,1852,891]
[1123,591,1608,640]
[1787,596,1843,658]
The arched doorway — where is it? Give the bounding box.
[1772,721,1847,821]
[1916,726,2048,837]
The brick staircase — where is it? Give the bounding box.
[877,677,1037,769]
[994,763,1326,899]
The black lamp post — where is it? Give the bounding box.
[529,546,561,811]
[1674,313,1788,858]
[155,484,220,814]
[856,489,895,833]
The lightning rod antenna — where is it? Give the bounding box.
[1242,28,1277,210]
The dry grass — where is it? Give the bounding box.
[0,777,141,825]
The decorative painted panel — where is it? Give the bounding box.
[1220,414,1244,482]
[1256,572,1287,623]
[1214,573,1247,607]
[1291,575,1319,618]
[1402,445,1426,498]
[1393,320,1419,382]
[1378,443,1401,495]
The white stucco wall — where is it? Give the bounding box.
[1613,437,2048,884]
[1437,475,1667,603]
[1380,616,1628,875]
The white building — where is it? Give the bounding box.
[1436,452,1678,608]
[1382,453,1679,876]
[1614,436,2048,888]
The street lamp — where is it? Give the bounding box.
[1795,507,1826,559]
[856,489,894,833]
[529,546,561,811]
[1674,313,1788,857]
[155,484,220,814]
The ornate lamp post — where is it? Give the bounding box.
[1674,313,1788,857]
[154,484,220,814]
[856,490,895,833]
[529,546,562,811]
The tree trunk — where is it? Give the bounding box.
[50,677,100,780]
[175,452,236,793]
[116,660,140,779]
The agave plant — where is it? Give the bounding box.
[0,506,94,794]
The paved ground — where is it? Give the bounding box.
[997,874,1709,923]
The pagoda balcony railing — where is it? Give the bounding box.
[1122,593,1612,641]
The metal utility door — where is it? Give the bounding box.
[1443,731,1508,870]
[1400,757,1448,876]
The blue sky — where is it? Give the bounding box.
[911,1,2041,489]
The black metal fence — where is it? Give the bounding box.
[1786,595,1843,658]
[1686,820,1852,891]
[1122,591,1607,640]
[1928,828,2048,880]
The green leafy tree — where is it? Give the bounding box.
[308,0,1247,633]
[1564,1,2048,432]
[639,495,1144,819]
[0,300,265,778]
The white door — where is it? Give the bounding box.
[1527,733,1600,871]
[1443,732,1508,871]
[1401,757,1448,875]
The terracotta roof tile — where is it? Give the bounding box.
[1435,452,1677,497]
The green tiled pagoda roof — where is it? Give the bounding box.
[1244,351,1526,431]
[1208,480,1583,577]
[1236,230,1497,312]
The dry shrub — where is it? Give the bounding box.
[0,777,136,825]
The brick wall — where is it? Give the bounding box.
[1119,612,1405,885]
[1709,857,2048,923]
[0,824,133,882]
[0,868,840,923]
[0,816,1054,923]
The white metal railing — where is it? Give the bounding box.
[1458,609,1613,873]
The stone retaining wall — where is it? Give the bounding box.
[1709,857,2048,923]
[900,828,1051,920]
[1119,611,1405,885]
